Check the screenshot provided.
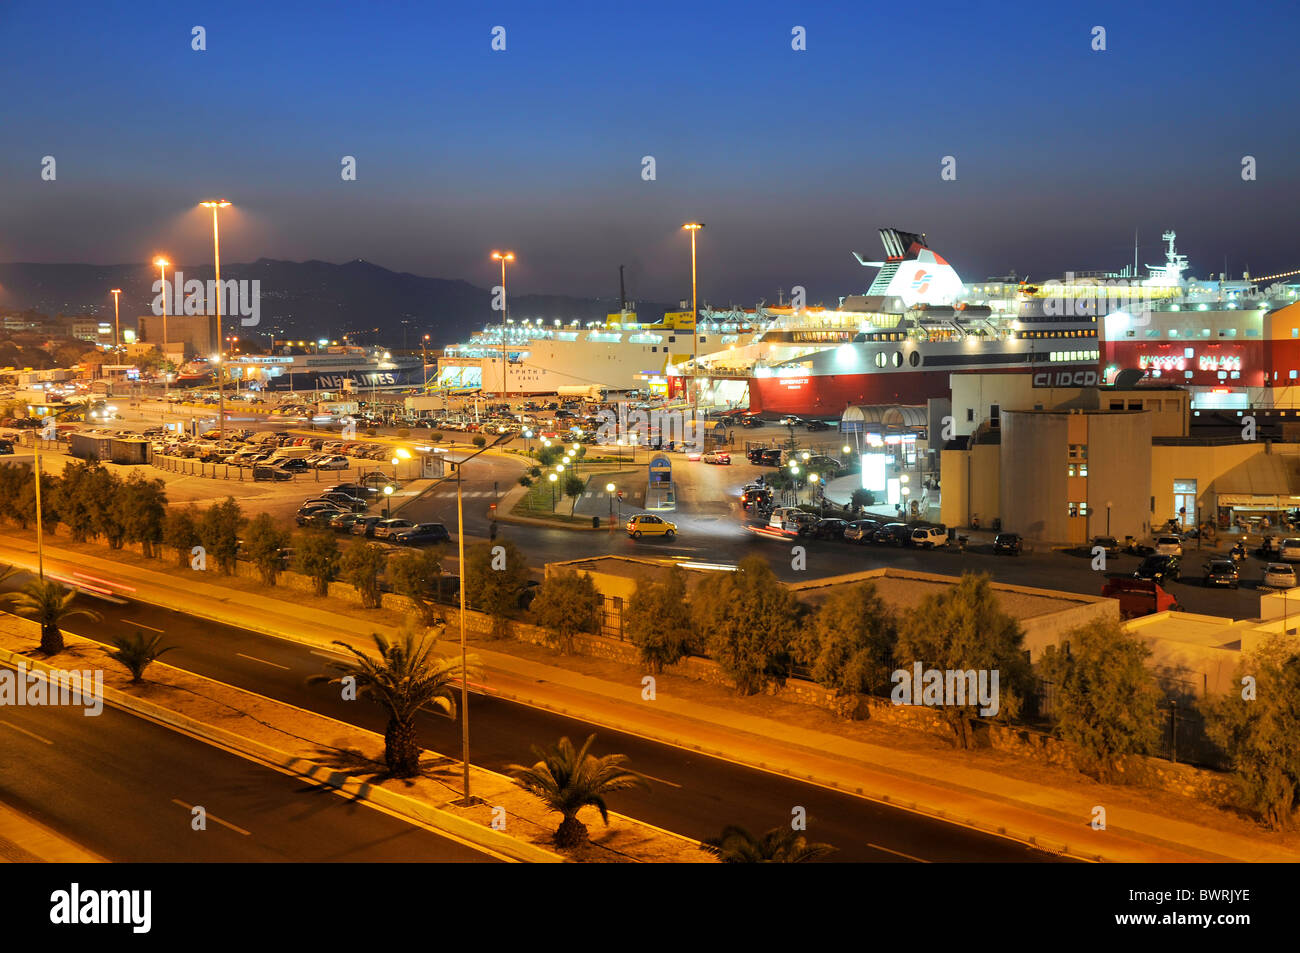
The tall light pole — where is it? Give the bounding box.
[154,258,171,403]
[422,333,430,392]
[682,223,704,407]
[491,251,514,398]
[200,200,232,438]
[109,288,122,398]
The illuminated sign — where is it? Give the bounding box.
[1138,354,1185,373]
[1032,369,1101,387]
[1198,354,1241,372]
[778,377,809,389]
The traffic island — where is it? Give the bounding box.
[0,617,709,864]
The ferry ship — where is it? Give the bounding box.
[177,346,424,392]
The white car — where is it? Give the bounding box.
[1154,535,1183,557]
[911,526,948,549]
[1279,538,1300,562]
[1263,563,1297,589]
[315,455,350,470]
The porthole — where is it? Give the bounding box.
[874,352,887,368]
[892,351,903,367]
[909,351,920,367]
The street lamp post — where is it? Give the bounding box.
[548,471,558,510]
[605,482,615,528]
[200,200,231,438]
[383,483,394,518]
[1106,500,1113,537]
[491,251,515,398]
[682,223,704,407]
[108,288,122,397]
[154,258,171,403]
[422,334,430,392]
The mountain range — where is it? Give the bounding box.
[0,259,676,348]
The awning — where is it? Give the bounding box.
[1211,452,1300,503]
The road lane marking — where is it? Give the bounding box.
[0,720,53,745]
[633,771,682,789]
[123,620,164,633]
[171,798,251,836]
[867,842,929,863]
[309,649,346,660]
[235,653,291,670]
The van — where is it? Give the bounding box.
[911,526,948,549]
[767,507,798,534]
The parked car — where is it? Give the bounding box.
[842,520,879,544]
[316,491,369,512]
[1091,536,1120,556]
[993,532,1023,556]
[1279,538,1300,562]
[329,512,365,531]
[782,511,818,536]
[277,458,310,473]
[872,522,912,546]
[746,448,766,464]
[759,448,783,467]
[372,518,415,540]
[315,455,350,470]
[702,450,731,465]
[1134,554,1181,584]
[1262,563,1298,589]
[391,523,452,546]
[253,466,293,482]
[1154,535,1183,557]
[809,518,849,540]
[349,516,383,537]
[326,483,379,499]
[627,514,676,539]
[911,526,948,549]
[296,503,343,527]
[1202,559,1240,589]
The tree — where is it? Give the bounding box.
[294,531,341,596]
[1204,636,1300,830]
[117,472,168,557]
[199,497,243,574]
[54,460,98,543]
[387,548,446,626]
[530,568,601,654]
[625,566,695,673]
[508,734,650,848]
[89,466,127,549]
[894,573,1034,749]
[243,512,291,586]
[849,488,875,513]
[340,541,387,609]
[472,435,486,448]
[109,630,177,682]
[1037,617,1163,780]
[309,627,480,778]
[162,504,202,568]
[796,581,898,706]
[692,555,801,695]
[703,825,836,863]
[1,578,102,655]
[563,475,585,515]
[462,540,531,639]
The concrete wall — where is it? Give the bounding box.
[1150,442,1262,526]
[1086,410,1153,541]
[1001,412,1069,541]
[939,444,1000,529]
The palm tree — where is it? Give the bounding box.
[1,578,102,655]
[308,626,479,778]
[703,825,837,863]
[109,630,177,682]
[508,734,650,848]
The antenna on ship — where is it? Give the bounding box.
[619,264,627,313]
[777,288,785,306]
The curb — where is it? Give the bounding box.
[0,642,564,865]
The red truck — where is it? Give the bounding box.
[1101,578,1182,619]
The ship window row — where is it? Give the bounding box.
[1019,330,1096,339]
[872,350,923,368]
[864,332,906,342]
[1127,328,1261,338]
[1017,315,1099,324]
[1049,350,1100,362]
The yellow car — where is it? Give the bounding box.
[626,514,677,539]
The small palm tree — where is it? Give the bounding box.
[703,825,836,863]
[1,578,102,655]
[509,734,650,848]
[309,626,480,778]
[109,630,177,682]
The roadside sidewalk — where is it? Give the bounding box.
[0,800,105,863]
[2,534,1292,863]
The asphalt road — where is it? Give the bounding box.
[1,576,1070,863]
[0,672,495,862]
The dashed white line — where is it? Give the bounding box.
[867,842,929,863]
[123,619,164,633]
[235,653,291,671]
[171,799,251,836]
[0,720,53,745]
